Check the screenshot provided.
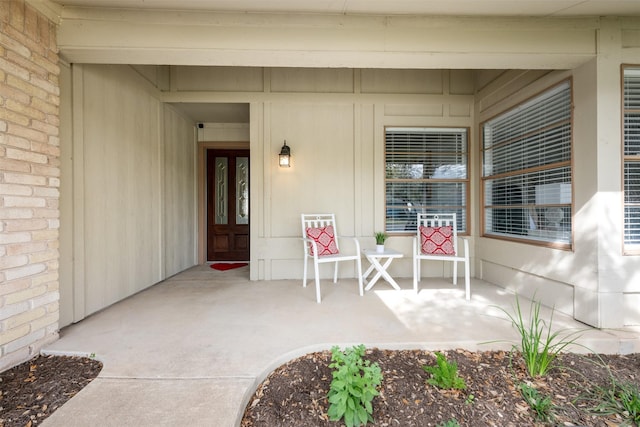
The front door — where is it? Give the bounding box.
[206,149,250,261]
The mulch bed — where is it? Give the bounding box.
[0,355,102,427]
[241,349,640,427]
[1,350,639,426]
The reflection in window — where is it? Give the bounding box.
[385,127,468,233]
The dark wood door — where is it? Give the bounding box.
[206,149,250,261]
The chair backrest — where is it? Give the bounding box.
[416,213,459,256]
[301,213,340,253]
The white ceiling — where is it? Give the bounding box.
[48,0,640,16]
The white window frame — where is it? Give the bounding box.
[384,127,469,234]
[623,67,640,254]
[481,80,573,249]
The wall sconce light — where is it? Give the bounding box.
[279,141,291,167]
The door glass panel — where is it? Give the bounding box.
[215,157,228,225]
[236,157,249,225]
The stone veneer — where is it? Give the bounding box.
[0,0,60,371]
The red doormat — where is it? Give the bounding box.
[210,262,248,271]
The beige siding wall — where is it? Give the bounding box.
[173,67,476,281]
[163,105,196,277]
[78,64,163,314]
[58,64,197,328]
[474,69,595,319]
[475,43,640,327]
[58,61,72,327]
[622,17,640,63]
[0,1,60,371]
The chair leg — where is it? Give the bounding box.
[453,260,458,285]
[464,258,471,300]
[333,262,339,283]
[413,257,419,293]
[356,258,363,296]
[314,261,322,303]
[302,255,308,287]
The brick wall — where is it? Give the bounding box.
[0,0,60,371]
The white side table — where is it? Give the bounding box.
[361,248,404,291]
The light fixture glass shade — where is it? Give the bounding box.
[279,142,291,167]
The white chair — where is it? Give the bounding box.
[413,213,470,300]
[301,214,363,303]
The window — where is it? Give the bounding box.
[481,81,572,247]
[385,127,468,233]
[624,68,640,252]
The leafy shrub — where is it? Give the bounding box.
[518,382,554,423]
[497,294,583,378]
[327,344,383,427]
[423,351,466,390]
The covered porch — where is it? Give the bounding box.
[41,265,640,426]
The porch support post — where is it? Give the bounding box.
[573,18,624,328]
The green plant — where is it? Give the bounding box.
[374,232,387,245]
[437,419,460,427]
[585,378,640,425]
[327,344,383,427]
[423,351,466,390]
[465,393,475,405]
[497,294,584,378]
[519,382,554,423]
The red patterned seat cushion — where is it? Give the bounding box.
[419,225,455,255]
[306,225,339,256]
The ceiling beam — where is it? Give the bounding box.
[57,8,601,69]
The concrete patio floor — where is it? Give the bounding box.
[41,264,640,426]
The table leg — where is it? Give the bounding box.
[364,256,401,291]
[362,262,376,282]
[378,259,401,290]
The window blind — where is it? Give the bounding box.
[482,81,572,246]
[385,127,468,233]
[624,69,640,250]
